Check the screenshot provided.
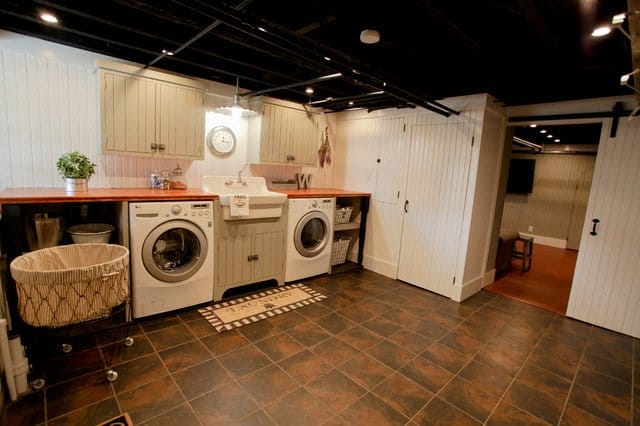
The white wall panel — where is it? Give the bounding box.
[567,118,640,337]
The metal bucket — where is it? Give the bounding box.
[25,214,64,251]
[64,178,88,192]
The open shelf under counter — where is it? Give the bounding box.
[333,221,360,232]
[330,260,362,275]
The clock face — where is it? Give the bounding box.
[206,126,236,156]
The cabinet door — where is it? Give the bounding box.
[259,103,292,164]
[252,231,285,281]
[397,122,474,297]
[290,109,319,166]
[102,71,156,155]
[157,83,204,160]
[215,235,253,287]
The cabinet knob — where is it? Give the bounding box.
[158,144,166,151]
[150,143,157,151]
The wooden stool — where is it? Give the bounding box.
[512,235,534,272]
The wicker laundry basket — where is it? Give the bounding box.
[10,244,129,328]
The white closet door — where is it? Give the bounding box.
[567,118,640,337]
[398,122,474,297]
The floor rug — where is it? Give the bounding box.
[199,283,326,333]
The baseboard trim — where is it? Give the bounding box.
[362,255,397,279]
[518,233,567,249]
[483,269,496,287]
[451,275,484,302]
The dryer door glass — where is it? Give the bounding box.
[294,211,329,258]
[142,220,208,282]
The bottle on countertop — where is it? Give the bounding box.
[150,169,162,189]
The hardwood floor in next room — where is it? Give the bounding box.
[3,269,638,425]
[485,243,578,315]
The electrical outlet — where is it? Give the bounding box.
[527,225,534,232]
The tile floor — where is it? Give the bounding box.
[3,269,639,425]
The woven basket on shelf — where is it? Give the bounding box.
[335,207,353,224]
[331,238,351,266]
[10,244,129,328]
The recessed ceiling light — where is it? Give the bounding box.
[612,13,626,25]
[324,56,331,61]
[547,134,553,138]
[529,124,537,128]
[591,26,611,37]
[257,27,267,33]
[360,29,380,44]
[305,87,314,94]
[348,101,354,105]
[554,139,560,143]
[162,49,174,56]
[540,129,547,134]
[40,12,58,24]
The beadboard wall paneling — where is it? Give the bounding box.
[500,153,596,248]
[568,118,640,338]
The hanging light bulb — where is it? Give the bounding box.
[231,76,243,118]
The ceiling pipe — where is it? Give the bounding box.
[308,91,386,106]
[144,0,254,68]
[191,3,457,117]
[241,73,342,97]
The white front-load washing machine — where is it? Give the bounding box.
[129,201,214,318]
[285,198,334,282]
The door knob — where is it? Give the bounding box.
[404,200,409,213]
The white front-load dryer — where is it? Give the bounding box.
[285,198,334,282]
[129,201,214,318]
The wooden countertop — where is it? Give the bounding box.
[273,189,370,198]
[0,188,218,204]
[0,187,369,204]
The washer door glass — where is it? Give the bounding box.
[294,211,329,258]
[142,220,208,283]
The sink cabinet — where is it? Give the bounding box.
[248,97,322,166]
[99,60,205,160]
[213,201,287,300]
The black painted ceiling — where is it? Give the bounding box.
[0,0,634,114]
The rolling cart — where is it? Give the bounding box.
[9,243,133,386]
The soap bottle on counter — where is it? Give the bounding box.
[169,164,187,190]
[150,169,162,189]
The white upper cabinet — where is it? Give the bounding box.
[99,60,205,160]
[248,97,321,166]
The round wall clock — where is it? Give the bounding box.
[206,125,236,156]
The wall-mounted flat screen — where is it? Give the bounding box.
[507,159,535,194]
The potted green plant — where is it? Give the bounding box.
[56,151,97,192]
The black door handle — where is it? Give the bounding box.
[590,218,600,236]
[404,200,409,213]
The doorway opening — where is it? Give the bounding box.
[485,122,601,315]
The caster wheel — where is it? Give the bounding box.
[61,343,72,353]
[124,337,134,347]
[106,369,118,382]
[31,378,45,390]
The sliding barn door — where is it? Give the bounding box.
[398,122,474,297]
[567,119,640,337]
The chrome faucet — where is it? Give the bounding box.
[236,163,250,185]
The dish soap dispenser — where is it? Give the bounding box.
[169,164,187,190]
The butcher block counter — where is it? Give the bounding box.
[0,187,369,204]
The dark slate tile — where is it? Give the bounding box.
[268,310,308,330]
[117,376,185,424]
[505,381,564,424]
[399,357,454,393]
[191,382,259,424]
[199,328,250,356]
[238,409,277,426]
[146,323,196,352]
[516,362,572,401]
[381,307,420,326]
[237,320,280,342]
[45,347,104,385]
[421,342,470,374]
[183,317,215,338]
[587,326,633,365]
[337,326,382,351]
[264,388,333,425]
[103,334,155,365]
[46,371,114,420]
[458,360,513,398]
[527,337,582,380]
[4,390,45,426]
[140,315,181,333]
[580,352,632,384]
[559,404,615,425]
[406,318,450,340]
[339,392,408,425]
[439,377,499,423]
[388,329,433,354]
[112,353,168,395]
[473,340,529,377]
[414,397,481,425]
[140,404,200,426]
[172,358,233,400]
[312,337,360,366]
[238,364,299,407]
[254,332,305,362]
[439,330,483,355]
[337,303,378,323]
[278,349,332,385]
[373,372,434,419]
[158,340,212,372]
[368,340,414,370]
[47,398,120,426]
[287,321,333,347]
[569,370,631,424]
[339,352,393,390]
[487,400,547,426]
[361,316,402,337]
[217,344,272,378]
[306,369,366,412]
[315,312,354,334]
